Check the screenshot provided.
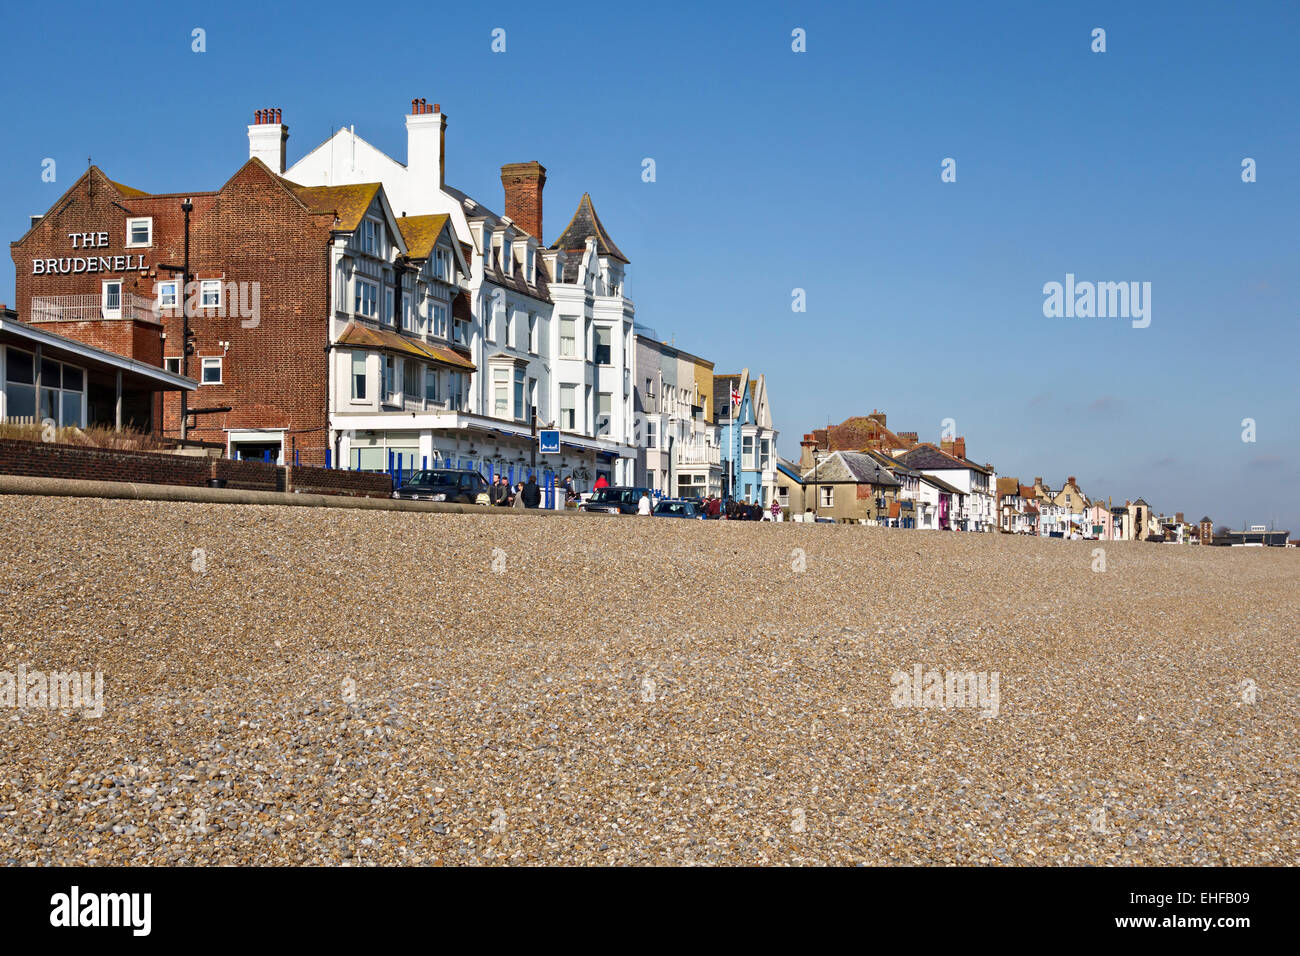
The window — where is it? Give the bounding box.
[101,280,122,318]
[560,317,576,357]
[382,356,398,403]
[164,356,181,374]
[647,419,658,449]
[759,437,771,471]
[359,220,377,255]
[742,435,755,469]
[126,217,152,248]
[821,486,834,508]
[514,368,526,421]
[201,357,222,384]
[354,280,378,318]
[200,280,222,309]
[403,360,419,399]
[448,371,467,411]
[432,302,448,338]
[528,314,538,354]
[597,392,612,436]
[3,348,35,419]
[594,327,612,366]
[156,281,177,309]
[433,248,450,281]
[560,385,576,430]
[383,288,395,326]
[525,247,534,283]
[493,368,509,418]
[506,310,516,349]
[401,293,412,332]
[424,367,440,403]
[351,351,367,401]
[453,317,469,347]
[778,487,790,507]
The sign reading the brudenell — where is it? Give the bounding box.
[30,231,148,274]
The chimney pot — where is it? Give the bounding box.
[433,103,440,112]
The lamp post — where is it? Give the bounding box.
[180,198,191,440]
[159,198,194,440]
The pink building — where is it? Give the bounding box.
[1086,502,1115,540]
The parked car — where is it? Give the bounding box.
[578,486,653,515]
[393,468,488,504]
[653,499,705,519]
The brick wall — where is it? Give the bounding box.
[0,439,389,498]
[12,162,336,464]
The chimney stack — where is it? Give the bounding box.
[500,161,547,243]
[248,108,289,175]
[954,437,966,460]
[406,98,447,189]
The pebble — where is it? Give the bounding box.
[0,495,1295,865]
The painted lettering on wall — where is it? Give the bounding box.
[30,231,149,274]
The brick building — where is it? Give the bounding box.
[10,159,340,462]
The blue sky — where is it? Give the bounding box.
[4,0,1297,531]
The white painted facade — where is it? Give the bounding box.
[278,103,636,486]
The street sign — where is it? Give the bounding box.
[539,429,560,454]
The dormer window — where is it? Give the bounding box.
[525,247,534,283]
[501,239,512,275]
[433,247,450,282]
[359,220,377,255]
[126,217,152,248]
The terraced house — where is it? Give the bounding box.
[281,100,638,485]
[633,332,720,497]
[715,369,778,505]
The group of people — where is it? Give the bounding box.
[691,496,780,520]
[488,473,542,509]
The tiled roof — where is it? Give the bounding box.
[109,180,149,198]
[863,448,919,475]
[549,193,628,263]
[919,473,965,495]
[996,476,1021,497]
[801,451,901,486]
[395,214,450,260]
[336,321,476,371]
[899,443,991,474]
[811,415,914,454]
[284,181,382,231]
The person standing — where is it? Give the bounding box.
[637,491,652,516]
[522,475,542,509]
[771,498,782,522]
[512,482,526,508]
[490,474,508,506]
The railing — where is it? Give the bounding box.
[675,442,720,465]
[29,293,160,323]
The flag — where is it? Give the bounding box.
[731,386,741,409]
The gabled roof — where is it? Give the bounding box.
[395,214,450,259]
[862,448,919,476]
[898,443,991,474]
[919,473,965,495]
[776,459,804,484]
[801,450,901,486]
[285,181,383,232]
[549,193,628,263]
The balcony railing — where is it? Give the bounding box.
[29,293,160,324]
[675,442,720,466]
